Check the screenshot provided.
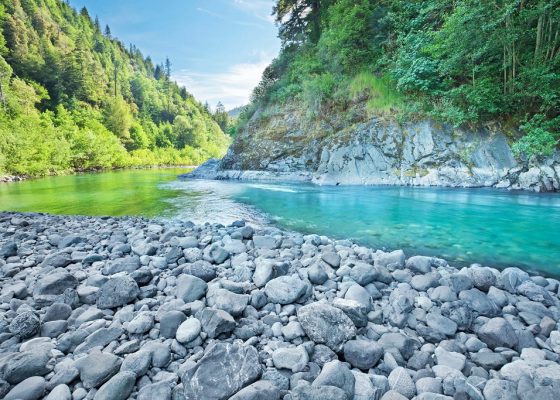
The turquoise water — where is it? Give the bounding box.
[1,169,559,276]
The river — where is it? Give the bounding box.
[1,168,559,276]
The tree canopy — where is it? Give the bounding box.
[244,0,560,161]
[0,0,230,176]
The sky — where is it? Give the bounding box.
[69,0,281,110]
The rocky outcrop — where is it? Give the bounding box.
[183,103,560,192]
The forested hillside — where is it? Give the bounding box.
[239,0,559,161]
[0,0,230,177]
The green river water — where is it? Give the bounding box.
[1,168,559,276]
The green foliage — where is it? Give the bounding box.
[0,0,230,177]
[512,114,559,161]
[349,72,404,113]
[250,0,560,157]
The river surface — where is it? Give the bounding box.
[1,168,559,276]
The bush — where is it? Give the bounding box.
[512,115,558,162]
[302,72,336,116]
[349,72,403,113]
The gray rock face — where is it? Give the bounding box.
[96,276,139,309]
[264,276,309,304]
[297,302,356,351]
[188,111,560,193]
[182,343,262,400]
[9,311,40,339]
[292,385,348,400]
[478,317,518,349]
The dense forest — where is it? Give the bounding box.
[238,0,560,160]
[0,0,230,177]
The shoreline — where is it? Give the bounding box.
[0,164,197,184]
[1,211,560,399]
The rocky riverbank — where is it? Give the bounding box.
[1,212,560,400]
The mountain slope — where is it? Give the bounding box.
[0,0,230,177]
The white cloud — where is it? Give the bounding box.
[173,58,271,110]
[232,0,275,23]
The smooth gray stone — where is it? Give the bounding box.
[43,302,72,322]
[343,340,383,370]
[120,350,152,377]
[264,276,308,305]
[176,318,202,344]
[308,264,328,286]
[4,376,45,400]
[210,288,249,316]
[176,274,207,303]
[34,270,78,296]
[292,384,348,400]
[93,371,136,400]
[182,342,262,399]
[321,252,341,268]
[2,349,51,384]
[458,289,499,317]
[272,346,308,372]
[74,327,124,354]
[159,310,186,338]
[40,320,68,338]
[312,360,355,399]
[75,351,122,389]
[229,380,281,400]
[45,384,71,400]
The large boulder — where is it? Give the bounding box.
[264,276,309,305]
[2,349,51,384]
[96,276,139,309]
[478,317,518,349]
[297,302,356,352]
[9,311,40,339]
[34,270,78,297]
[176,275,208,303]
[182,343,262,400]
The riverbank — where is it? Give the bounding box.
[0,212,559,399]
[0,165,197,185]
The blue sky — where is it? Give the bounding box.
[69,0,280,109]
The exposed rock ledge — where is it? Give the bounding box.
[183,115,560,192]
[2,212,560,399]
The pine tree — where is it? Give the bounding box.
[104,25,111,38]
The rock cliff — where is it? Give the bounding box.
[185,102,560,192]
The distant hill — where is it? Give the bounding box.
[0,0,229,176]
[228,106,245,119]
